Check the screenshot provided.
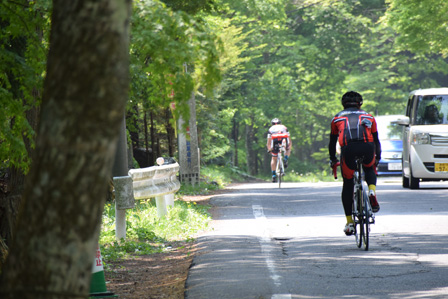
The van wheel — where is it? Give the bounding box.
[402,172,409,188]
[409,167,420,189]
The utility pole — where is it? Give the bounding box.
[112,116,130,240]
[178,93,200,185]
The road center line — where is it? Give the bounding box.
[253,204,292,299]
[252,204,282,287]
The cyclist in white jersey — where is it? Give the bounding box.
[267,118,291,182]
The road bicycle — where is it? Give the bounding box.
[352,157,375,250]
[275,142,286,188]
[332,157,375,251]
[269,134,289,188]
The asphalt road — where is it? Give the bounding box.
[185,177,448,299]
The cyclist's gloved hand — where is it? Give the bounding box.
[375,156,380,166]
[329,158,339,168]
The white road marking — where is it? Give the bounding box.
[252,204,282,286]
[253,205,293,299]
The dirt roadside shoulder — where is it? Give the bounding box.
[104,185,244,298]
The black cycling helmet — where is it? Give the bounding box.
[271,118,281,125]
[341,91,363,108]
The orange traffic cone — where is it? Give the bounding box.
[89,245,117,298]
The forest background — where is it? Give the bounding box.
[2,0,448,180]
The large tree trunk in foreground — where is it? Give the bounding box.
[0,0,131,298]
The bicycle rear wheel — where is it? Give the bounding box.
[354,190,363,248]
[362,189,370,251]
[278,158,283,188]
[275,155,281,187]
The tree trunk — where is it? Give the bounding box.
[144,110,151,166]
[150,110,156,164]
[0,238,7,267]
[0,168,23,245]
[232,116,238,167]
[165,108,175,158]
[128,104,140,148]
[156,135,161,159]
[245,119,256,176]
[0,1,131,298]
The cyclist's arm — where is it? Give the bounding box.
[328,133,338,161]
[371,118,381,160]
[286,137,291,150]
[266,135,272,151]
[372,131,381,160]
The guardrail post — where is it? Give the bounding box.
[155,195,168,218]
[113,175,134,241]
[165,193,175,207]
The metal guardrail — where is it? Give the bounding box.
[113,162,181,241]
[129,162,180,200]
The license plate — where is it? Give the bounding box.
[435,163,448,172]
[388,163,402,171]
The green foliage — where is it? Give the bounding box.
[198,107,235,162]
[0,93,33,171]
[130,0,222,128]
[3,0,448,184]
[177,164,250,195]
[384,0,448,57]
[201,164,250,184]
[100,199,211,261]
[0,0,49,172]
[161,0,217,14]
[197,0,448,175]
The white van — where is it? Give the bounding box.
[397,88,448,189]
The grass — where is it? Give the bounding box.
[100,199,211,261]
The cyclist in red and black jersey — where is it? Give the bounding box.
[329,91,381,236]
